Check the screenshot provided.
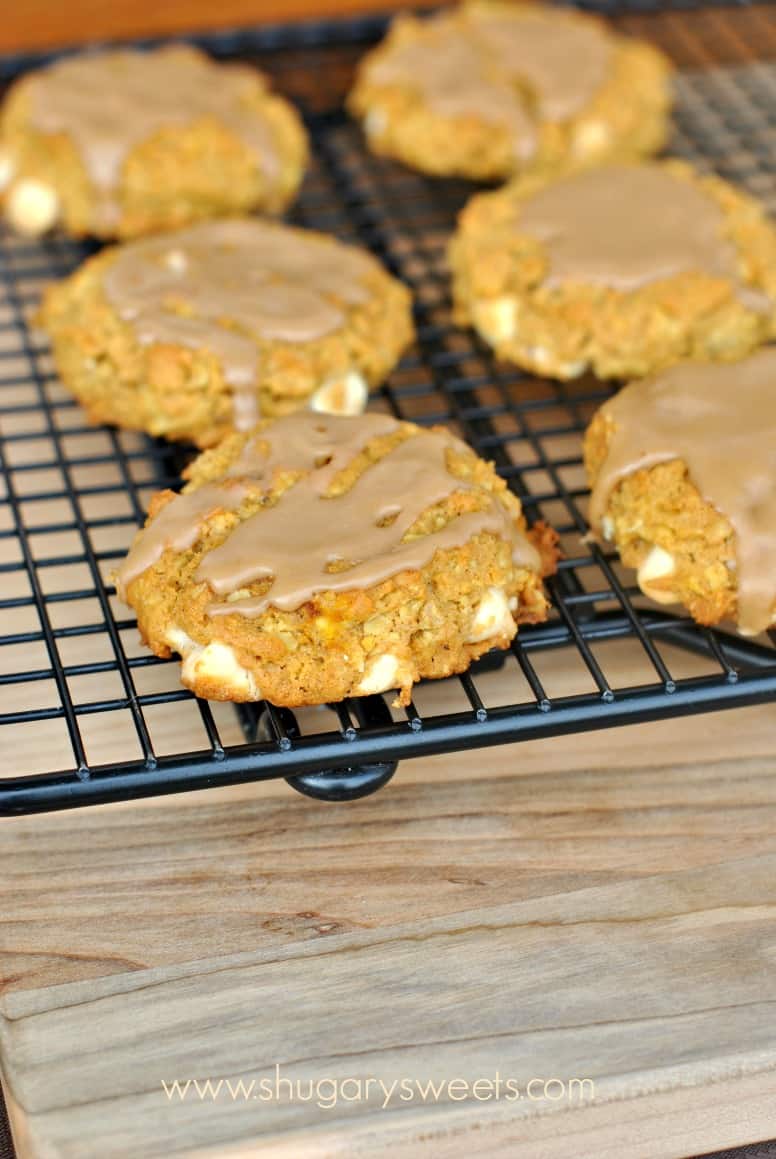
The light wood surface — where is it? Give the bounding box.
[2,692,776,1157]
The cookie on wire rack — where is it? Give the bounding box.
[37,218,415,447]
[348,0,671,181]
[115,411,558,707]
[584,348,776,637]
[0,45,308,239]
[450,160,776,382]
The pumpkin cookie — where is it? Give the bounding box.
[584,349,776,636]
[450,160,776,381]
[116,411,557,706]
[37,218,415,446]
[0,45,307,238]
[348,0,670,181]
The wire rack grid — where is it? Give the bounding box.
[1,1,775,813]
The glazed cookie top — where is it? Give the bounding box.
[22,47,283,228]
[358,1,614,159]
[588,349,776,635]
[102,219,385,430]
[511,164,769,308]
[116,411,540,615]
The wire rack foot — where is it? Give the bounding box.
[255,697,399,801]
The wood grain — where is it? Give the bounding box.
[0,0,436,53]
[2,697,776,1157]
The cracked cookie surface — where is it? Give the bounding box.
[37,219,415,446]
[116,411,557,706]
[0,45,307,238]
[348,0,670,181]
[450,160,776,381]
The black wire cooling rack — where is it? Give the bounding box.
[1,1,775,814]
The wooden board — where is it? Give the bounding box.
[0,0,438,52]
[2,691,776,1158]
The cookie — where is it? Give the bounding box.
[348,0,670,181]
[37,218,415,446]
[0,45,307,238]
[450,160,776,381]
[115,411,557,706]
[584,350,776,636]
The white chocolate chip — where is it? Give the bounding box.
[466,586,515,644]
[356,652,400,695]
[0,150,15,193]
[364,109,388,137]
[527,345,587,379]
[224,587,252,603]
[310,370,368,417]
[601,515,615,543]
[573,119,611,158]
[5,178,60,236]
[166,628,260,698]
[182,641,260,698]
[638,544,676,583]
[474,296,518,344]
[637,544,677,604]
[162,248,188,273]
[165,626,198,655]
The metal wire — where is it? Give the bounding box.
[1,2,775,813]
